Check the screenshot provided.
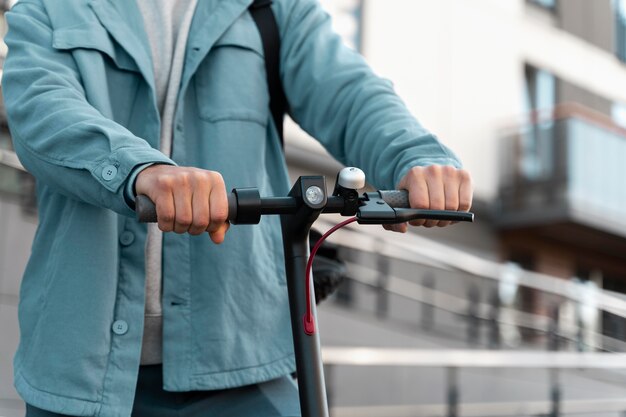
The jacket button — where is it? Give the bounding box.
[102,165,118,181]
[119,231,135,246]
[112,320,128,335]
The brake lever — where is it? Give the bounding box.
[356,192,474,224]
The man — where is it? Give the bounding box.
[2,0,472,416]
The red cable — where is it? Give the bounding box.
[303,217,357,335]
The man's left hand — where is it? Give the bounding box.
[384,165,473,232]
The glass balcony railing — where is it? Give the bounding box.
[567,117,626,221]
[498,104,626,235]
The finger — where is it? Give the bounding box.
[403,168,429,227]
[207,173,229,243]
[424,166,444,228]
[156,192,176,233]
[438,166,461,227]
[383,223,408,233]
[210,222,230,244]
[458,170,473,212]
[173,175,193,234]
[189,174,210,236]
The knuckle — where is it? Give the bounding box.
[158,224,173,233]
[441,165,456,176]
[408,166,422,174]
[425,164,442,176]
[212,207,229,223]
[156,175,174,190]
[178,171,191,185]
[177,214,193,227]
[194,218,210,231]
[188,228,204,236]
[210,171,225,186]
[192,170,207,182]
[459,198,472,211]
[407,166,424,181]
[459,169,472,183]
[159,210,175,223]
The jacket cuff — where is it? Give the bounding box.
[91,147,175,194]
[123,162,158,210]
[90,147,177,215]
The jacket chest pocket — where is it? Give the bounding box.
[195,16,270,127]
[51,23,143,125]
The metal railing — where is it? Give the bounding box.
[313,212,626,415]
[331,398,626,417]
[323,347,626,417]
[316,216,626,323]
[339,261,626,352]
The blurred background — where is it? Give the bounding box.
[3,0,626,416]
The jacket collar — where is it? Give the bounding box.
[88,0,156,95]
[87,0,255,107]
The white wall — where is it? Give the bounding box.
[361,0,526,200]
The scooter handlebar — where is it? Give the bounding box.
[135,189,473,224]
[135,194,238,223]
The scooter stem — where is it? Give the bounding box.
[280,176,330,417]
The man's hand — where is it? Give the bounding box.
[135,165,229,243]
[385,165,473,233]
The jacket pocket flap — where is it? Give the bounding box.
[213,17,264,57]
[52,24,139,73]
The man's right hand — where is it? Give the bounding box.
[135,165,229,243]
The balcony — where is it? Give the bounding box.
[497,104,626,259]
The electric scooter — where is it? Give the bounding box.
[136,167,474,417]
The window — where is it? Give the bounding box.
[521,65,556,180]
[615,0,626,62]
[524,65,556,115]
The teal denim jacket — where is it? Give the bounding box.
[2,0,460,416]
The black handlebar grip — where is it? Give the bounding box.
[136,194,237,223]
[379,190,410,208]
[136,195,157,223]
[227,193,237,222]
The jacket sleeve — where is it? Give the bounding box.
[2,1,175,216]
[278,0,461,190]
